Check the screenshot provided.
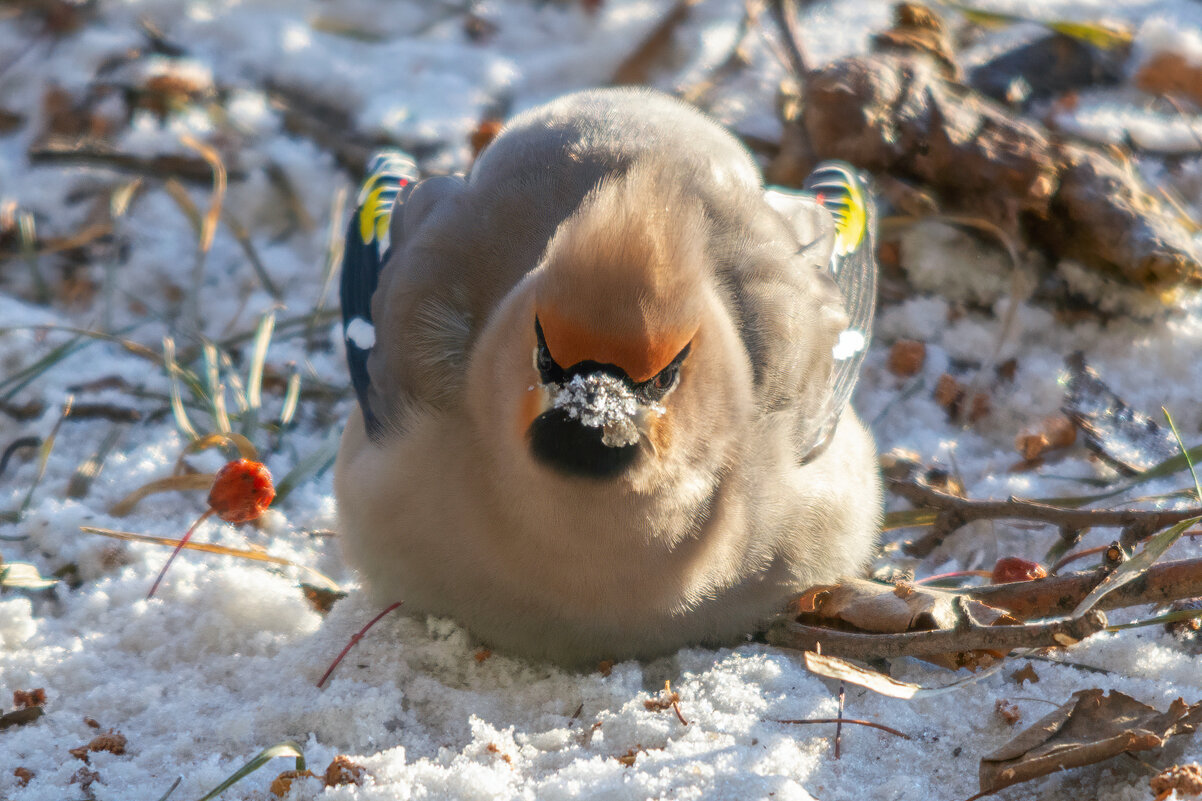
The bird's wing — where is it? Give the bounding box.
[764,161,878,462]
[340,151,419,441]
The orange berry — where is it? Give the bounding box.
[207,459,274,524]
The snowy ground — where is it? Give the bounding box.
[3,1,1202,799]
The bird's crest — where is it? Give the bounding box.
[535,165,706,383]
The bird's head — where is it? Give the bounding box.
[488,163,748,482]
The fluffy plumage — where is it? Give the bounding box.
[335,87,881,666]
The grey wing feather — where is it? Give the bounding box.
[766,161,878,462]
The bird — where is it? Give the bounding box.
[334,87,881,667]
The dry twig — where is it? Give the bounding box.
[767,611,1107,661]
[890,474,1202,558]
[774,717,912,740]
[966,557,1202,620]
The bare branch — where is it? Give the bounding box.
[766,611,1107,660]
[890,474,1202,557]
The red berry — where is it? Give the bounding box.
[991,557,1047,584]
[207,459,274,523]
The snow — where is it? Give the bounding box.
[2,1,1202,800]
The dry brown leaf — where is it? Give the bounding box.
[13,767,33,786]
[0,706,43,730]
[887,340,926,377]
[324,755,366,787]
[980,689,1202,794]
[470,118,503,158]
[995,699,1022,726]
[1010,664,1040,686]
[12,688,46,709]
[270,769,316,797]
[794,578,1015,634]
[1150,763,1202,799]
[1136,52,1202,107]
[610,0,697,85]
[870,2,959,79]
[1015,416,1078,461]
[87,731,126,755]
[785,53,1202,293]
[789,578,1020,669]
[108,472,215,516]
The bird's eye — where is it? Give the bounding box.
[651,364,678,393]
[640,342,690,401]
[533,318,565,384]
[537,343,555,374]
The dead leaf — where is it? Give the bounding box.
[786,52,1202,293]
[887,340,926,377]
[1010,664,1040,686]
[302,584,347,615]
[323,755,365,787]
[470,118,503,158]
[1137,52,1202,108]
[1015,417,1077,461]
[270,769,316,797]
[871,2,959,79]
[803,651,1003,699]
[0,706,43,730]
[1150,763,1202,800]
[995,699,1022,726]
[12,688,46,709]
[108,472,214,517]
[643,680,688,725]
[788,578,1022,669]
[1062,354,1181,474]
[794,578,1015,634]
[980,689,1202,794]
[610,0,697,85]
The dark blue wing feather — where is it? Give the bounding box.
[340,151,419,441]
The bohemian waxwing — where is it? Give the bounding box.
[334,87,881,667]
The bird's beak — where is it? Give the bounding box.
[548,371,663,448]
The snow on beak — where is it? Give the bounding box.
[550,371,663,448]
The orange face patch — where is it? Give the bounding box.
[537,307,695,383]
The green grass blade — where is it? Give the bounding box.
[194,741,305,801]
[1106,606,1202,632]
[216,349,250,414]
[155,776,182,801]
[1036,443,1202,507]
[163,337,199,441]
[247,311,275,412]
[883,507,938,531]
[306,185,348,341]
[1072,411,1202,618]
[0,333,88,402]
[242,310,276,436]
[6,396,74,522]
[1164,407,1202,503]
[274,430,340,504]
[17,210,50,304]
[1072,514,1202,618]
[67,425,124,499]
[203,343,231,433]
[278,367,301,428]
